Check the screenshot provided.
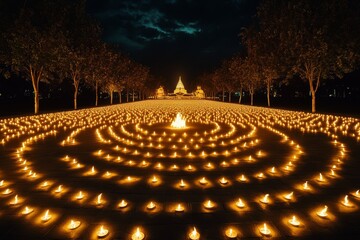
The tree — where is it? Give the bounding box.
[258,0,360,112]
[228,55,245,104]
[82,30,103,107]
[6,9,65,114]
[61,0,97,110]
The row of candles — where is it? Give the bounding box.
[1,103,359,147]
[1,185,359,239]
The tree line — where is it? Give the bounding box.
[0,0,153,114]
[199,0,360,112]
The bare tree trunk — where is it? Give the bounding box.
[126,88,129,102]
[307,70,320,113]
[34,90,39,114]
[119,90,122,103]
[95,80,99,107]
[238,87,242,104]
[228,91,231,102]
[30,65,42,114]
[132,89,135,102]
[250,89,254,106]
[73,78,79,110]
[309,80,316,113]
[110,91,113,104]
[266,80,271,107]
[222,89,225,102]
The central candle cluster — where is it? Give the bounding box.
[171,113,186,129]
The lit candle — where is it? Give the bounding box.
[199,177,208,185]
[260,194,270,204]
[288,215,300,227]
[316,205,328,218]
[341,195,352,207]
[353,190,360,198]
[225,227,237,238]
[236,198,245,208]
[147,201,156,210]
[10,195,19,205]
[97,193,103,205]
[317,173,325,182]
[259,223,271,236]
[2,188,12,195]
[97,225,109,238]
[68,219,81,230]
[303,181,310,190]
[284,192,293,200]
[239,174,247,182]
[204,200,215,209]
[22,206,33,215]
[189,227,200,240]
[219,177,228,185]
[41,209,51,222]
[175,203,184,212]
[179,179,186,188]
[76,191,84,200]
[151,176,158,183]
[55,185,63,193]
[131,227,145,240]
[118,199,128,208]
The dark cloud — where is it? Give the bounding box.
[87,0,259,88]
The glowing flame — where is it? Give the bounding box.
[97,193,103,205]
[199,177,208,185]
[41,209,51,222]
[97,225,109,238]
[260,194,270,204]
[289,215,300,227]
[236,198,245,208]
[22,206,33,215]
[175,203,184,212]
[68,219,81,230]
[10,195,19,205]
[259,223,271,236]
[189,227,200,240]
[204,200,215,209]
[225,227,237,238]
[147,201,156,210]
[303,181,310,190]
[132,227,145,240]
[317,205,328,218]
[171,113,186,129]
[341,195,352,207]
[284,192,293,200]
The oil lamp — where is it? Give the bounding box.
[189,227,200,240]
[317,205,328,218]
[131,227,145,240]
[225,227,237,238]
[68,219,81,230]
[288,215,300,227]
[259,223,271,236]
[97,225,109,238]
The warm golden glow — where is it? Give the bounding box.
[316,205,328,218]
[189,227,200,240]
[225,227,237,238]
[259,223,271,236]
[171,113,186,129]
[131,227,145,240]
[97,225,109,238]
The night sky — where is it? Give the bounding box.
[87,0,259,89]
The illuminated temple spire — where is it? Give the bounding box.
[174,76,187,95]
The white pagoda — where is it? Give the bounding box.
[174,76,187,95]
